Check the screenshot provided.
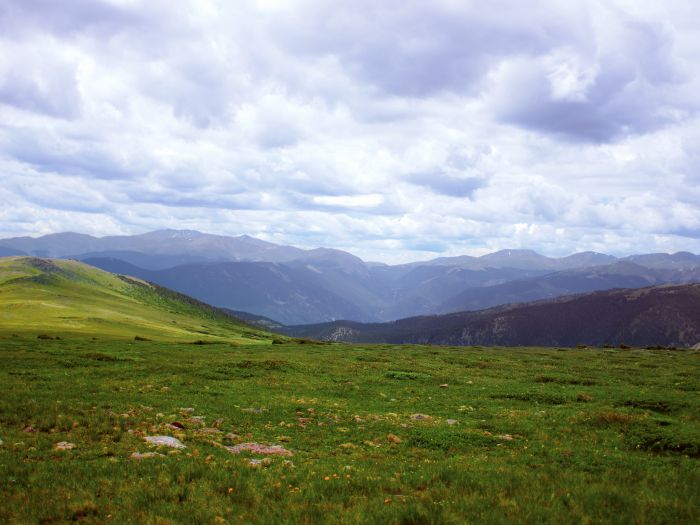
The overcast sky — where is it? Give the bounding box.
[1,0,699,263]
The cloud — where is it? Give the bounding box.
[0,0,699,263]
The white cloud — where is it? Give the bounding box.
[0,0,699,262]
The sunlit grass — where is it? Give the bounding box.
[1,337,698,523]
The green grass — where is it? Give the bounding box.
[0,257,276,344]
[1,337,698,524]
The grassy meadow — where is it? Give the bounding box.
[1,337,698,524]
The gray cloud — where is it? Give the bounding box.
[270,0,588,97]
[0,0,143,37]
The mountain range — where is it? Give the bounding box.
[2,230,700,325]
[284,284,700,348]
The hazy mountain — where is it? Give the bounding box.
[372,265,548,319]
[0,230,307,262]
[83,258,371,325]
[285,283,700,348]
[622,252,700,270]
[72,250,218,270]
[414,249,616,271]
[437,261,700,314]
[0,246,26,257]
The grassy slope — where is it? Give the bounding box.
[0,257,275,344]
[0,338,698,524]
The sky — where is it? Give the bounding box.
[1,0,699,263]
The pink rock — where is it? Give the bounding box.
[144,435,186,449]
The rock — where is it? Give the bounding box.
[439,384,449,388]
[446,419,458,425]
[226,442,293,456]
[498,434,514,441]
[144,436,186,449]
[54,441,76,451]
[387,434,402,444]
[179,407,195,414]
[198,427,222,435]
[248,457,272,468]
[167,421,185,430]
[185,417,205,427]
[131,452,163,460]
[410,414,431,420]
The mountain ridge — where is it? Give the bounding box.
[283,283,700,348]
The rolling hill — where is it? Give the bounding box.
[0,257,278,343]
[284,283,700,348]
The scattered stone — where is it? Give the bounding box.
[179,407,194,414]
[283,460,295,468]
[248,457,272,468]
[339,443,357,449]
[167,421,185,430]
[226,442,293,456]
[410,414,431,421]
[446,419,458,426]
[23,426,37,433]
[387,434,402,444]
[353,415,365,423]
[197,427,222,435]
[498,434,514,441]
[54,441,75,451]
[439,384,449,388]
[185,416,205,427]
[130,452,163,460]
[144,436,186,449]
